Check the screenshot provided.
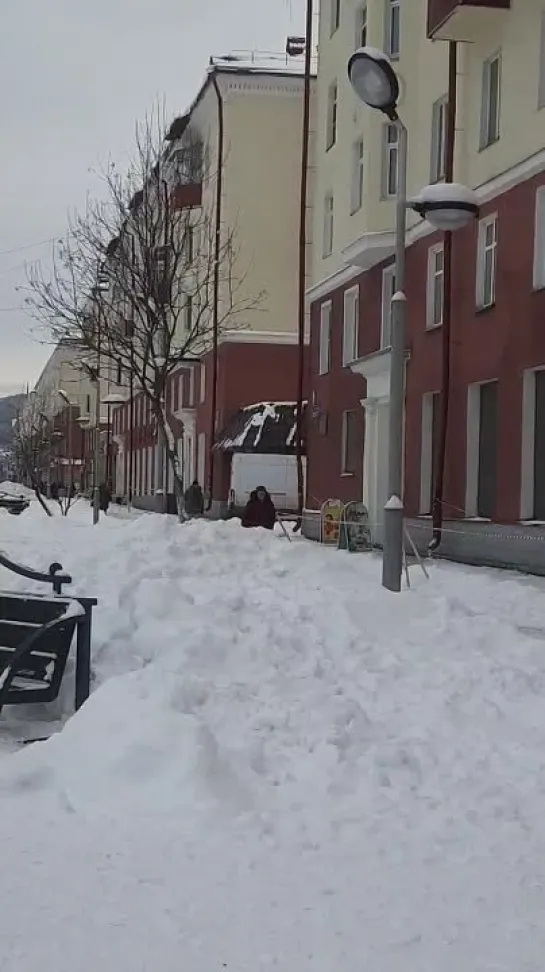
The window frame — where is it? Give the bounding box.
[341,409,359,476]
[476,214,498,310]
[330,0,341,36]
[381,122,399,199]
[342,286,359,366]
[323,192,334,258]
[350,136,365,214]
[200,362,206,403]
[381,264,396,348]
[480,51,501,150]
[534,186,545,290]
[356,4,367,48]
[326,79,338,150]
[319,301,332,376]
[426,243,444,329]
[430,94,448,183]
[384,0,400,59]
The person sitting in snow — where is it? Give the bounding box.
[241,486,276,530]
[184,479,204,517]
[99,481,112,514]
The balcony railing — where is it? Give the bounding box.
[427,0,511,39]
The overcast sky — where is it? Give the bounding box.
[0,0,306,397]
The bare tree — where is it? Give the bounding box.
[12,394,79,518]
[25,108,263,516]
[12,395,53,516]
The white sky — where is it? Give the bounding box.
[0,0,307,396]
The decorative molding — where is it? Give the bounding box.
[219,329,303,346]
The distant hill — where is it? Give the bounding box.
[0,394,25,450]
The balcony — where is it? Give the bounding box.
[170,182,202,210]
[427,0,511,40]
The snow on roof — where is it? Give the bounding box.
[215,401,307,454]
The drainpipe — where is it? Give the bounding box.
[430,40,457,553]
[294,0,313,533]
[206,69,224,512]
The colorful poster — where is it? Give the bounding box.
[338,502,372,553]
[321,499,343,545]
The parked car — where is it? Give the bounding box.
[0,492,30,515]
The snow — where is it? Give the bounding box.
[0,503,545,967]
[414,181,479,206]
[0,480,34,498]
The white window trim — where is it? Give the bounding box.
[381,122,399,199]
[330,0,341,36]
[381,265,396,348]
[430,94,447,183]
[350,137,364,214]
[326,80,338,150]
[342,286,359,366]
[476,214,498,309]
[426,243,444,329]
[480,51,501,150]
[323,193,334,258]
[419,392,439,514]
[319,301,332,376]
[384,0,400,59]
[533,186,545,290]
[356,4,367,48]
[341,410,357,476]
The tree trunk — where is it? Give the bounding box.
[155,406,186,522]
[30,478,53,518]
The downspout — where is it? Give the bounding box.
[207,69,224,512]
[294,0,313,533]
[430,40,457,553]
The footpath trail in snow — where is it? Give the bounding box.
[0,503,544,969]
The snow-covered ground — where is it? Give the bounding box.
[0,502,544,969]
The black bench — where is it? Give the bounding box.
[0,553,96,718]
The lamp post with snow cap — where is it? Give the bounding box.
[347,47,479,592]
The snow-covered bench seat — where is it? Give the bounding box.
[0,592,97,715]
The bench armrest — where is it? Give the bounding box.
[0,552,72,594]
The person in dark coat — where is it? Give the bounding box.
[241,486,276,530]
[99,481,112,514]
[184,480,204,517]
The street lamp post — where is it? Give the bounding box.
[347,47,479,592]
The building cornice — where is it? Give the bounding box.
[219,329,303,346]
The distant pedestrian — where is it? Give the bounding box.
[99,482,112,514]
[184,479,204,517]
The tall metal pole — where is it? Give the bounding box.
[295,0,313,531]
[382,119,408,593]
[92,305,101,525]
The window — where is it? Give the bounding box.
[419,392,441,514]
[385,0,400,59]
[476,215,498,309]
[356,5,367,47]
[426,244,444,329]
[326,80,338,149]
[200,362,206,403]
[184,295,193,331]
[381,123,399,198]
[430,95,447,183]
[323,193,334,257]
[381,265,396,348]
[533,186,545,289]
[85,394,90,415]
[350,137,365,213]
[539,11,545,108]
[188,367,195,407]
[186,224,194,263]
[480,52,501,149]
[343,287,359,365]
[116,359,123,385]
[319,302,332,375]
[341,410,359,475]
[330,0,340,35]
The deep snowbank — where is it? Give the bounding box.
[0,504,545,969]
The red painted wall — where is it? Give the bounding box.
[308,170,545,521]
